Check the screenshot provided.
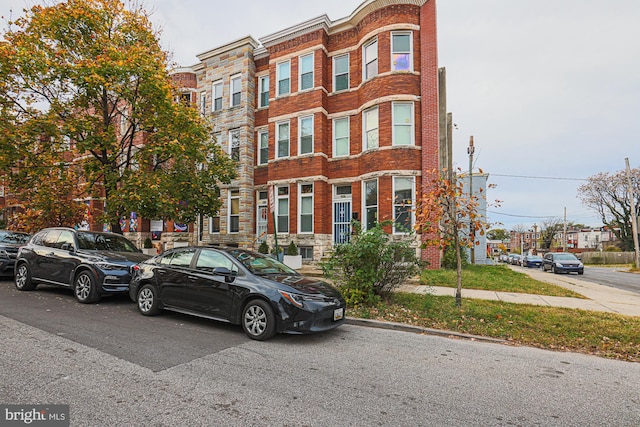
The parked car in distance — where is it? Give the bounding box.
[129,246,347,341]
[509,254,522,266]
[0,230,31,277]
[542,252,584,275]
[522,255,543,268]
[499,254,510,263]
[14,227,150,303]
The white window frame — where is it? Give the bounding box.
[276,121,290,158]
[333,117,350,157]
[276,60,291,97]
[363,38,378,81]
[363,179,378,231]
[229,129,240,161]
[258,75,269,108]
[298,115,314,155]
[298,183,314,234]
[212,80,223,111]
[230,74,241,107]
[276,186,289,234]
[392,102,414,146]
[229,189,240,233]
[333,53,349,92]
[393,176,415,234]
[363,107,379,151]
[299,53,314,91]
[258,130,269,165]
[391,31,413,72]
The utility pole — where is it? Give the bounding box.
[563,207,567,252]
[468,136,475,264]
[625,158,640,268]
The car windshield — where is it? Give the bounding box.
[555,253,578,261]
[0,231,30,244]
[227,249,298,276]
[76,232,139,252]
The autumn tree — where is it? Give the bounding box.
[578,169,640,252]
[0,0,235,231]
[415,169,488,307]
[539,218,564,251]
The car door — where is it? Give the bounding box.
[188,248,238,320]
[154,248,197,309]
[32,229,63,283]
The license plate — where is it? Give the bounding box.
[333,307,344,321]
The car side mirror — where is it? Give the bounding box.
[61,243,74,252]
[213,267,237,283]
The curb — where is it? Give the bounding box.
[346,317,507,344]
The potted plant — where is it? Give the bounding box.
[283,241,302,270]
[141,237,157,255]
[258,241,269,254]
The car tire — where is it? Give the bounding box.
[74,271,100,304]
[137,284,161,316]
[578,271,584,275]
[242,299,276,341]
[552,265,559,274]
[15,263,36,291]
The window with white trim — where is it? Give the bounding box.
[364,179,378,230]
[209,188,221,233]
[277,61,290,96]
[229,189,240,233]
[391,31,413,71]
[277,186,289,233]
[299,116,313,155]
[229,129,240,161]
[333,117,349,157]
[393,177,414,234]
[363,107,379,150]
[333,54,349,92]
[258,130,268,165]
[299,53,314,91]
[258,75,269,108]
[212,80,223,111]
[363,39,378,80]
[299,183,313,233]
[276,121,289,158]
[392,102,414,146]
[230,74,241,107]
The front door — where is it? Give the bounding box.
[333,200,351,244]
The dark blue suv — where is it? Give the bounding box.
[14,227,150,303]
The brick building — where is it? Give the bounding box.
[171,0,442,265]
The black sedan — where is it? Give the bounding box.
[14,227,150,303]
[522,255,543,268]
[0,230,31,277]
[542,252,584,275]
[129,247,347,341]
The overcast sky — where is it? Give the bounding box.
[3,0,639,231]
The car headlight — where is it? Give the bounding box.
[279,290,306,308]
[95,262,126,271]
[0,250,9,259]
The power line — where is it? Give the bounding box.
[491,174,587,181]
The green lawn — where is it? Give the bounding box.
[419,264,584,298]
[348,265,640,362]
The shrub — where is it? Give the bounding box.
[286,241,298,255]
[441,243,469,269]
[321,221,420,307]
[143,237,153,248]
[258,241,269,254]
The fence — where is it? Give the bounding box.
[580,251,636,265]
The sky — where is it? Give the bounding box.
[2,0,639,232]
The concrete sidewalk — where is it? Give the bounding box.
[397,266,640,317]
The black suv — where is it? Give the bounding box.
[0,230,31,277]
[14,227,150,303]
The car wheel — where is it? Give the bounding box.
[552,265,559,274]
[578,271,584,275]
[15,263,36,291]
[74,271,100,304]
[137,284,161,316]
[242,299,276,341]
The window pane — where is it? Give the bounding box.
[393,34,410,52]
[230,217,239,233]
[301,197,312,214]
[365,180,377,205]
[365,42,377,61]
[366,207,377,230]
[278,62,290,79]
[394,104,411,123]
[335,55,348,74]
[301,55,313,73]
[393,54,410,71]
[301,215,312,233]
[279,79,289,95]
[301,73,313,90]
[394,205,411,232]
[335,74,348,91]
[395,126,411,145]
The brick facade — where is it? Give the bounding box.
[171,0,442,266]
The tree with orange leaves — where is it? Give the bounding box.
[0,0,235,232]
[415,169,489,307]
